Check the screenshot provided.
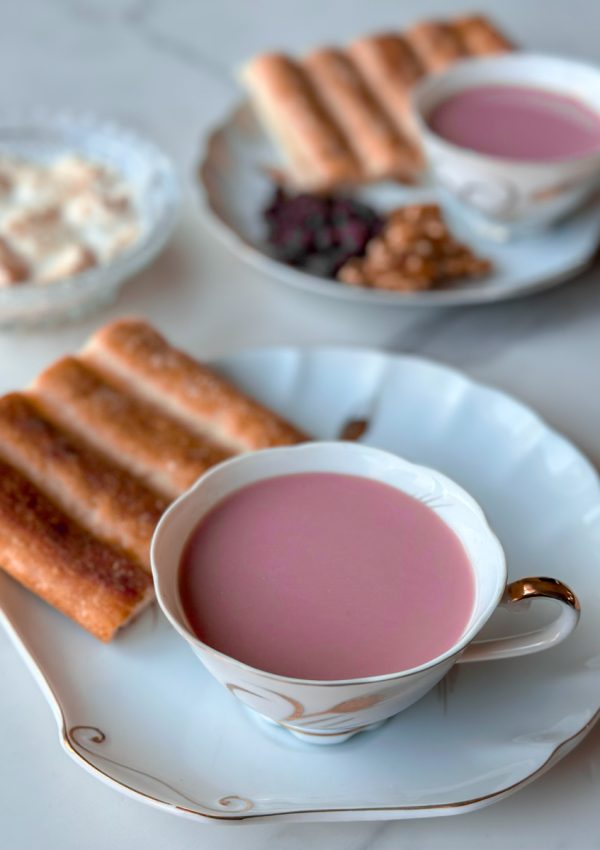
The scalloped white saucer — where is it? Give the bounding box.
[2,347,600,822]
[198,103,600,307]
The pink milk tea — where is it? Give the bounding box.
[428,84,600,161]
[179,472,475,681]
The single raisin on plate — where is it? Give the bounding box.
[262,188,382,279]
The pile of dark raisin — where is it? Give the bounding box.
[263,188,383,278]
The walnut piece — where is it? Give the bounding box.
[336,204,492,292]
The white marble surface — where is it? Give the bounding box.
[2,0,600,847]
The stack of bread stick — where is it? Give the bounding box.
[0,319,306,641]
[242,14,513,189]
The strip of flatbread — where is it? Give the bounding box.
[82,318,307,453]
[405,21,467,72]
[241,53,361,190]
[0,458,153,642]
[347,34,425,140]
[0,393,167,569]
[452,15,514,55]
[303,48,419,180]
[30,356,232,499]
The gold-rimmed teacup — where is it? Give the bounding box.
[152,442,580,744]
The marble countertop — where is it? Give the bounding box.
[2,1,600,847]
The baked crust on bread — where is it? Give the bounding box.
[241,53,361,190]
[0,458,153,641]
[348,34,425,138]
[405,20,467,72]
[303,48,420,180]
[0,393,167,569]
[0,319,307,641]
[30,356,232,499]
[452,15,514,55]
[243,15,513,189]
[83,318,307,452]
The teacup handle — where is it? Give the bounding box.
[458,576,580,664]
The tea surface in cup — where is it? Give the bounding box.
[179,472,475,680]
[428,84,600,161]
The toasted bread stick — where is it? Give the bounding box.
[406,21,467,72]
[303,48,419,180]
[241,53,361,190]
[0,458,153,642]
[82,319,307,452]
[348,35,424,139]
[0,393,167,569]
[30,356,231,499]
[452,15,514,55]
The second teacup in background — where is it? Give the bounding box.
[412,54,600,239]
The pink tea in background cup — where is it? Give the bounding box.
[428,84,600,162]
[411,54,600,239]
[152,442,580,744]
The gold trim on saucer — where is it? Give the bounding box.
[277,721,370,738]
[74,707,600,820]
[66,725,244,813]
[1,562,597,822]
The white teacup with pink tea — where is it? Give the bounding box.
[152,442,580,744]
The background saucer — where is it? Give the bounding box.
[198,103,600,308]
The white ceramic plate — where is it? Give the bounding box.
[198,103,600,307]
[2,347,600,823]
